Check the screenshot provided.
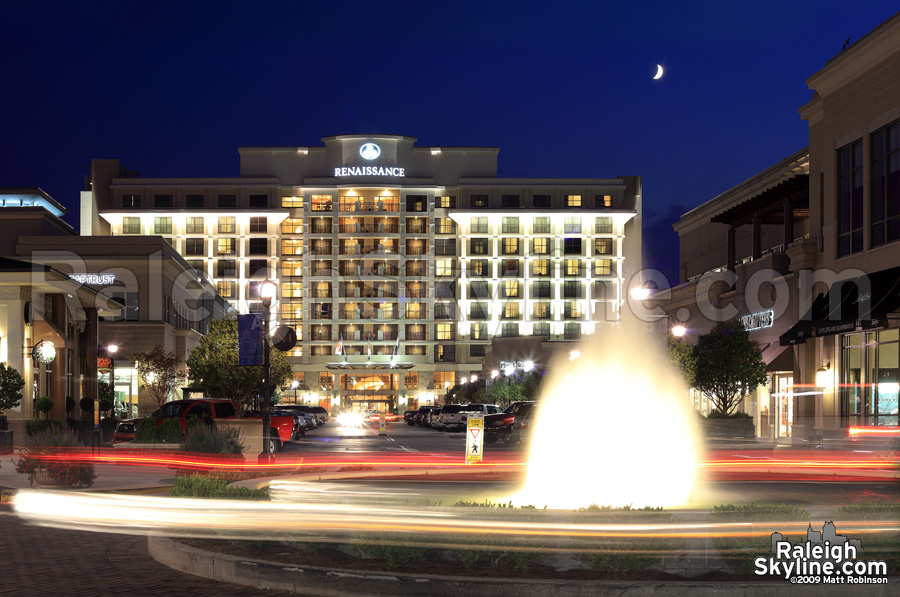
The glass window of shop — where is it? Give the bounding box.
[340,374,398,391]
[842,330,899,426]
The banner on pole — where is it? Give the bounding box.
[238,314,263,366]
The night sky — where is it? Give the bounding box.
[2,1,898,284]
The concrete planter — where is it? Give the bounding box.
[216,419,262,455]
[0,429,12,454]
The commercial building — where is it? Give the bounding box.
[81,135,642,412]
[663,12,900,443]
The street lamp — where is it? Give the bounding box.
[106,343,118,417]
[290,379,299,404]
[260,279,277,458]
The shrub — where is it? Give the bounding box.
[158,418,183,443]
[572,505,677,573]
[181,424,244,455]
[169,475,267,500]
[65,396,75,413]
[100,417,118,433]
[349,534,427,570]
[711,503,810,572]
[98,398,113,413]
[15,426,96,487]
[26,419,60,436]
[35,396,53,417]
[133,418,159,443]
[79,397,94,414]
[0,362,25,411]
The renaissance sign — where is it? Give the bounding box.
[740,310,774,331]
[334,166,405,177]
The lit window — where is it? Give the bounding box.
[595,238,614,255]
[471,195,488,208]
[216,238,235,255]
[470,238,489,255]
[470,217,488,233]
[311,195,332,211]
[281,261,303,277]
[566,195,582,207]
[594,259,613,276]
[436,323,453,340]
[281,283,303,298]
[281,218,303,234]
[468,259,489,277]
[595,217,613,233]
[154,217,172,234]
[565,259,581,276]
[438,217,455,234]
[502,238,519,255]
[438,196,456,208]
[504,302,520,319]
[186,216,204,234]
[471,323,487,340]
[533,217,550,233]
[503,280,519,297]
[436,259,453,276]
[405,303,424,319]
[532,238,549,254]
[533,302,550,318]
[565,301,583,319]
[531,259,550,276]
[281,239,304,255]
[595,195,612,208]
[216,281,235,298]
[218,217,235,234]
[502,217,519,233]
[122,217,140,235]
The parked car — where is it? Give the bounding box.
[113,399,296,453]
[503,402,540,445]
[277,405,323,428]
[484,401,537,444]
[413,405,432,426]
[427,406,444,430]
[404,410,418,425]
[438,403,502,432]
[309,406,329,424]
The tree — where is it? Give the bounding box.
[133,345,186,411]
[446,379,486,404]
[485,370,544,405]
[667,333,697,387]
[692,320,767,415]
[0,362,25,412]
[186,318,293,413]
[98,380,115,413]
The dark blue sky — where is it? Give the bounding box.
[2,1,898,284]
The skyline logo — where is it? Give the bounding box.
[359,143,381,160]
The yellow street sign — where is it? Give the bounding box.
[466,415,484,464]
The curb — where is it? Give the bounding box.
[147,536,898,596]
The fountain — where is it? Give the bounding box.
[511,324,702,509]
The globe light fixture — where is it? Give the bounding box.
[260,279,277,308]
[671,325,686,338]
[503,364,515,377]
[491,370,499,379]
[523,360,535,372]
[470,374,478,383]
[569,350,581,361]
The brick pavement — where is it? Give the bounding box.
[0,508,312,596]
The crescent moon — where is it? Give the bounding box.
[653,64,663,80]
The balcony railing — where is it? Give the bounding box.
[340,310,399,320]
[405,266,426,277]
[339,224,399,234]
[406,224,427,234]
[340,245,398,255]
[311,225,333,233]
[312,268,332,277]
[339,265,400,277]
[310,332,332,341]
[405,289,427,298]
[312,290,333,298]
[405,331,428,341]
[310,246,333,255]
[405,246,428,255]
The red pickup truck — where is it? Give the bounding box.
[112,399,296,452]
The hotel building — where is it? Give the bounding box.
[81,135,642,413]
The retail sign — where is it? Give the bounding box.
[69,273,116,285]
[360,143,381,160]
[466,415,484,465]
[333,166,405,177]
[740,310,774,331]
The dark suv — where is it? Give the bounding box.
[484,401,537,444]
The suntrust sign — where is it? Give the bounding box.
[334,166,406,177]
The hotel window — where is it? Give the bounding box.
[122,217,140,234]
[406,195,427,212]
[837,139,864,256]
[216,260,236,277]
[533,217,550,234]
[436,323,453,340]
[154,194,173,208]
[469,302,488,319]
[469,281,490,299]
[594,280,611,299]
[532,281,551,298]
[282,261,303,278]
[533,302,550,319]
[502,238,519,255]
[405,302,424,319]
[247,259,268,278]
[122,194,141,208]
[249,217,267,233]
[282,304,304,322]
[405,372,419,390]
[186,216,204,234]
[282,239,303,256]
[438,195,456,208]
[216,238,235,255]
[249,238,268,255]
[282,196,304,208]
[564,238,583,255]
[471,194,488,208]
[594,259,613,276]
[435,281,456,299]
[595,217,613,233]
[595,238,614,255]
[533,322,550,336]
[470,216,488,233]
[532,238,550,254]
[501,259,520,277]
[595,194,613,208]
[564,259,582,276]
[282,283,303,298]
[841,330,899,427]
[437,217,456,234]
[501,323,519,337]
[564,301,583,319]
[503,302,520,319]
[564,323,581,340]
[217,194,236,208]
[566,194,582,207]
[186,259,205,272]
[311,195,332,211]
[564,280,583,298]
[216,281,235,298]
[533,195,550,209]
[502,280,519,298]
[502,217,520,233]
[249,194,268,208]
[435,344,456,362]
[435,259,453,276]
[870,121,900,247]
[109,292,140,322]
[471,323,487,340]
[218,216,236,234]
[501,194,520,208]
[186,194,204,208]
[154,217,172,234]
[281,218,303,234]
[185,238,205,256]
[435,239,456,256]
[531,259,550,277]
[564,217,582,233]
[470,238,489,255]
[311,217,332,233]
[468,259,489,277]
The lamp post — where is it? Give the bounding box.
[106,343,118,417]
[260,280,277,458]
[290,379,299,404]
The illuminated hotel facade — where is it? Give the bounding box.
[81,135,641,412]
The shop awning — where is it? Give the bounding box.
[779,266,900,346]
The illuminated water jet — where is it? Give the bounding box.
[512,325,702,509]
